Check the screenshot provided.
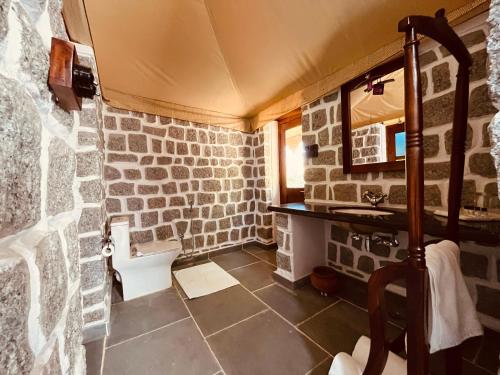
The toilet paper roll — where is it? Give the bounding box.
[102,243,114,257]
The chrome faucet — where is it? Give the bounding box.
[373,234,399,248]
[362,190,388,207]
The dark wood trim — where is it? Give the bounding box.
[278,109,304,203]
[48,38,83,111]
[341,56,405,174]
[386,123,405,162]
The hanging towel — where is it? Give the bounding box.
[426,240,483,353]
[329,336,407,375]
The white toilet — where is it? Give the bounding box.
[110,216,182,301]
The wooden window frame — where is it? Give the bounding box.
[386,122,405,162]
[341,57,406,173]
[278,108,304,204]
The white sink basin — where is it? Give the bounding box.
[332,208,394,216]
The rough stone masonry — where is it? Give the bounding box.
[102,105,275,254]
[0,0,106,373]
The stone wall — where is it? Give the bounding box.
[351,123,386,165]
[0,0,105,373]
[75,54,109,335]
[325,220,500,331]
[102,105,265,254]
[294,14,500,332]
[487,1,500,197]
[254,126,275,244]
[302,15,498,209]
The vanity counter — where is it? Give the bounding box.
[268,203,500,245]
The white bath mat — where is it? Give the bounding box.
[173,262,240,299]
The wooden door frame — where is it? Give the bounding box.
[278,108,304,203]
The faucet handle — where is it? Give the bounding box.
[378,193,388,200]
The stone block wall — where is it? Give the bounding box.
[0,0,106,373]
[75,54,109,333]
[351,123,386,165]
[487,1,500,198]
[326,221,500,331]
[302,16,498,209]
[103,105,263,253]
[274,213,293,279]
[254,126,275,244]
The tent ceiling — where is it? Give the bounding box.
[65,0,485,131]
[350,68,405,129]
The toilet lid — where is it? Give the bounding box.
[134,240,181,257]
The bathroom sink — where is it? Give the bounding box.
[330,208,395,216]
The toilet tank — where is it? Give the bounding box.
[110,217,131,265]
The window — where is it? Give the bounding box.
[278,109,305,203]
[386,122,406,162]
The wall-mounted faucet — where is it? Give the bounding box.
[362,190,388,207]
[351,232,399,252]
[373,234,399,248]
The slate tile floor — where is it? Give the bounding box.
[86,247,498,375]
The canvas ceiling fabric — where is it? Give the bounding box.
[65,0,489,132]
[350,68,405,129]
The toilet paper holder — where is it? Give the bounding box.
[101,236,114,257]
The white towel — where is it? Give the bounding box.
[329,336,407,375]
[426,240,483,353]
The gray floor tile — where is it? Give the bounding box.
[173,277,188,299]
[475,329,500,373]
[103,318,220,375]
[186,284,266,336]
[244,247,277,266]
[210,251,259,271]
[207,310,328,375]
[228,261,276,291]
[254,283,338,324]
[430,351,494,375]
[107,288,189,347]
[298,300,401,356]
[85,338,104,375]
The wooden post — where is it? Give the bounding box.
[402,26,430,375]
[446,63,471,243]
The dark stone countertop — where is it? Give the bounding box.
[268,203,500,245]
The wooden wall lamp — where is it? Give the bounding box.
[48,38,97,111]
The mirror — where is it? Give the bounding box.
[341,57,406,173]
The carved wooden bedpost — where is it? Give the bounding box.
[399,20,430,375]
[358,9,471,375]
[397,9,472,375]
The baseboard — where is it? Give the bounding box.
[244,240,277,250]
[82,322,107,344]
[172,243,243,268]
[272,272,310,289]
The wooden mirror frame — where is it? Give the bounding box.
[341,56,406,174]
